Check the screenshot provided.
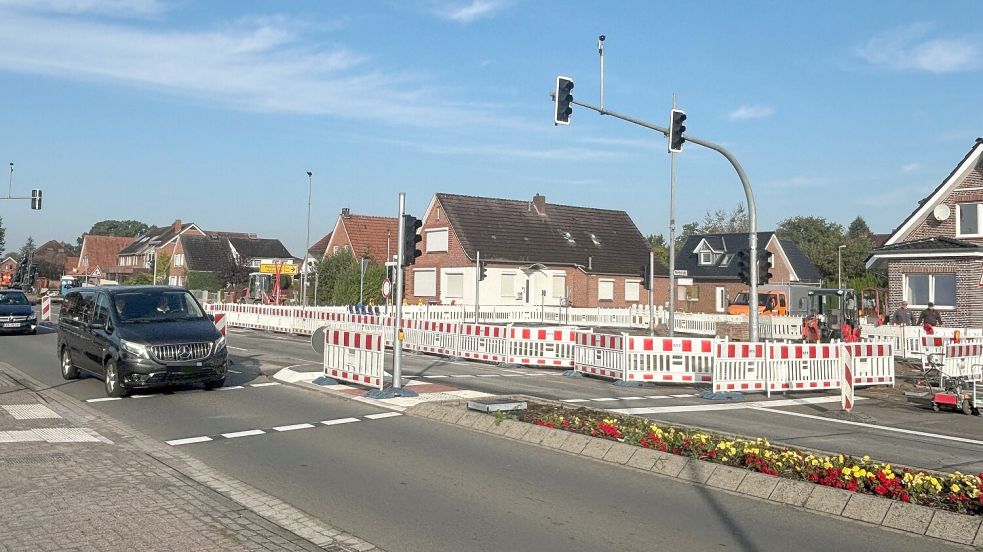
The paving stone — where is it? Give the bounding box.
[471,414,496,432]
[803,485,850,515]
[559,433,592,454]
[705,465,748,491]
[736,471,780,499]
[768,479,812,507]
[925,510,982,545]
[503,421,531,440]
[649,451,688,478]
[539,428,571,450]
[519,424,551,445]
[454,411,482,428]
[600,442,636,465]
[881,500,935,535]
[675,458,716,483]
[440,407,466,425]
[625,448,660,471]
[579,437,614,459]
[975,522,983,546]
[841,493,891,525]
[411,403,437,418]
[488,419,519,436]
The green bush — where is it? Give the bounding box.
[187,271,220,292]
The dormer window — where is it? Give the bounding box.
[699,251,713,265]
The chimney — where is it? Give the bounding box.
[532,194,546,215]
[341,208,351,217]
[172,219,182,234]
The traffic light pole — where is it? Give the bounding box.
[393,193,406,390]
[648,251,655,336]
[564,96,760,341]
[475,250,481,323]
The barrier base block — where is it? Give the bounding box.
[613,379,644,387]
[312,376,340,386]
[366,386,419,399]
[561,370,583,378]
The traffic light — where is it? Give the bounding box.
[554,76,574,125]
[478,261,487,281]
[668,109,686,153]
[401,215,423,267]
[735,249,751,285]
[640,263,652,290]
[30,189,42,210]
[757,250,774,285]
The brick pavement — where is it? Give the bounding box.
[0,362,382,552]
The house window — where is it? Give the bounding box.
[686,285,700,302]
[501,272,516,298]
[699,251,713,265]
[413,269,437,297]
[173,254,184,267]
[333,246,339,255]
[444,272,464,298]
[625,280,640,301]
[426,228,449,253]
[904,273,956,308]
[168,276,178,286]
[958,203,983,237]
[719,253,734,267]
[598,279,614,301]
[551,274,566,299]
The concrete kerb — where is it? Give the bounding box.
[403,395,983,547]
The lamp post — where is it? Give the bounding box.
[837,244,846,289]
[302,171,313,306]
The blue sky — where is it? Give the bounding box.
[1,0,982,258]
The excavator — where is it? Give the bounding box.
[802,288,859,342]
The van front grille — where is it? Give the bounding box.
[150,342,212,362]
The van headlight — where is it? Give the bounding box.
[214,336,226,352]
[27,312,37,320]
[121,339,150,359]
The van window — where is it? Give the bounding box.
[62,292,82,321]
[78,292,96,325]
[92,293,111,327]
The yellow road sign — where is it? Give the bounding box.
[259,263,298,275]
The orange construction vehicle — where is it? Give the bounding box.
[726,284,816,317]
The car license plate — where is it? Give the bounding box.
[2,323,19,328]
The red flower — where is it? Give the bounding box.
[900,492,910,503]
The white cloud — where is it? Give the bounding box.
[0,10,519,128]
[0,0,165,17]
[436,0,511,23]
[728,105,774,121]
[858,24,981,73]
[901,163,921,172]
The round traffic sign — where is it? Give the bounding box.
[382,278,392,298]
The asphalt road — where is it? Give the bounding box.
[0,324,968,552]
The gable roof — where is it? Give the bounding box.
[118,220,200,255]
[865,236,983,269]
[79,235,134,271]
[674,232,822,283]
[228,237,292,260]
[338,215,398,264]
[180,236,235,272]
[309,232,333,257]
[884,138,983,246]
[432,193,663,275]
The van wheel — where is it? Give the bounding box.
[104,360,128,398]
[61,348,78,380]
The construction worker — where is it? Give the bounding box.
[918,302,943,327]
[891,301,913,325]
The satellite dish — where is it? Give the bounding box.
[933,204,951,221]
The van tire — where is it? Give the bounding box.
[61,348,78,380]
[104,360,128,398]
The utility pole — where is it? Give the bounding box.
[475,250,481,323]
[302,171,313,307]
[668,93,678,336]
[648,251,655,336]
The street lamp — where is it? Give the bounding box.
[837,244,846,289]
[302,171,313,306]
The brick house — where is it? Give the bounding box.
[403,193,669,308]
[169,236,293,287]
[75,235,135,283]
[1,256,16,286]
[117,219,205,272]
[867,138,983,327]
[308,232,333,261]
[322,209,399,264]
[674,232,821,313]
[33,240,76,278]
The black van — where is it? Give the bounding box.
[57,286,227,397]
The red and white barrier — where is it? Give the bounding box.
[940,342,983,381]
[458,323,510,363]
[573,332,625,379]
[844,342,894,386]
[623,336,715,384]
[40,295,51,322]
[713,341,766,392]
[323,328,385,390]
[213,312,227,337]
[508,327,578,367]
[767,343,841,391]
[842,347,855,411]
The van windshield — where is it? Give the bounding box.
[731,292,771,307]
[112,290,205,322]
[0,291,29,306]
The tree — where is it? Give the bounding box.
[847,216,873,241]
[76,220,149,249]
[15,236,37,263]
[123,273,155,285]
[673,203,749,253]
[0,214,5,257]
[309,252,387,305]
[153,252,171,285]
[775,216,845,280]
[646,234,669,266]
[216,254,251,289]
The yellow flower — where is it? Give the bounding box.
[951,484,960,493]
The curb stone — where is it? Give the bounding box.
[405,400,983,548]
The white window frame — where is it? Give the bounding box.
[500,272,516,298]
[624,279,640,302]
[413,268,437,297]
[715,286,727,313]
[698,251,713,266]
[598,279,615,301]
[956,202,983,238]
[173,253,184,267]
[551,274,566,299]
[426,227,449,253]
[903,273,956,310]
[444,271,464,299]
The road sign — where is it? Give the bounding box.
[259,263,298,275]
[677,277,694,286]
[90,267,102,278]
[382,278,392,298]
[673,269,688,277]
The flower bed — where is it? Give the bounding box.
[521,403,982,515]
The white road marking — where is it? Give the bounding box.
[450,374,476,378]
[475,374,501,378]
[591,398,620,402]
[608,396,853,415]
[272,423,315,432]
[85,397,122,403]
[228,369,243,374]
[644,395,671,400]
[561,399,589,403]
[166,436,213,446]
[321,417,360,426]
[249,382,280,387]
[228,346,249,351]
[617,396,647,401]
[131,394,157,399]
[500,374,524,377]
[757,408,983,447]
[219,385,245,390]
[670,394,697,398]
[422,375,449,379]
[365,412,403,420]
[222,429,266,439]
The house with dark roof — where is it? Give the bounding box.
[167,235,293,287]
[866,138,983,327]
[323,209,398,265]
[673,232,821,313]
[228,237,294,268]
[404,193,668,308]
[117,219,205,272]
